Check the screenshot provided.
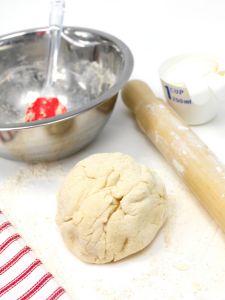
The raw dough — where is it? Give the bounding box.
[56,153,167,264]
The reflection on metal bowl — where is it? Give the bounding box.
[0,27,133,162]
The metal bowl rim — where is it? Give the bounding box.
[0,26,134,130]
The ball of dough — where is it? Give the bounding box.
[56,153,167,264]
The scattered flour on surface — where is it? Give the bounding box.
[174,263,189,271]
[0,157,224,299]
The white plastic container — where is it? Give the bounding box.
[159,54,225,125]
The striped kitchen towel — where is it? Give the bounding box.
[0,211,70,300]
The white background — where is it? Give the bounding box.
[0,1,225,300]
[1,0,225,92]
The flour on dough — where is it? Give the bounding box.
[56,153,167,264]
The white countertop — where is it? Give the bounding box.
[0,0,225,299]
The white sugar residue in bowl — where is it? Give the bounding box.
[0,61,116,125]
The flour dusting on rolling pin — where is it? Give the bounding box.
[159,54,225,125]
[122,80,225,233]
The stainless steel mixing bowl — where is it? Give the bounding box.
[0,27,133,162]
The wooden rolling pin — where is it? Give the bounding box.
[122,80,225,231]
